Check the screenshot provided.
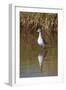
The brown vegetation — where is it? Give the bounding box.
[20,12,58,48]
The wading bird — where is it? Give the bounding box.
[37,28,47,47]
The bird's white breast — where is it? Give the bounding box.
[37,32,44,46]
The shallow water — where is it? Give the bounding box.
[20,43,57,77]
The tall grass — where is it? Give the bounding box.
[20,12,58,47]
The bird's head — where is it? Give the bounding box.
[37,28,41,32]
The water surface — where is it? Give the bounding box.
[20,43,57,77]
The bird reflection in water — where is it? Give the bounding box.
[38,49,48,72]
